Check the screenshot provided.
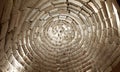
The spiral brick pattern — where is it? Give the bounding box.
[0,0,120,72]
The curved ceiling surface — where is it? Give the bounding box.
[0,0,120,72]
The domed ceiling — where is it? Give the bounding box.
[0,0,120,72]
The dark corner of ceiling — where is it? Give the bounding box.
[116,0,120,6]
[0,69,2,72]
[111,62,120,72]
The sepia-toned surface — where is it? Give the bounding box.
[0,0,120,72]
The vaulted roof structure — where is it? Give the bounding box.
[0,0,120,72]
